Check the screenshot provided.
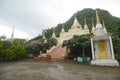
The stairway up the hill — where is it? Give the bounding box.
[47,44,67,59]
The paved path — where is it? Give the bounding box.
[0,60,120,80]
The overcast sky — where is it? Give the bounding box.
[0,0,120,39]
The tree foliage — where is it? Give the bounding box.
[26,37,57,57]
[40,8,120,39]
[62,34,91,59]
[26,8,120,60]
[0,36,28,61]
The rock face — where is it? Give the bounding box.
[47,44,67,59]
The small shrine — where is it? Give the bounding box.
[90,10,119,67]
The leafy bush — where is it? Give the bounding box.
[62,34,91,59]
[0,36,28,61]
[26,37,57,57]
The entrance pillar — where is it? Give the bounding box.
[91,38,95,59]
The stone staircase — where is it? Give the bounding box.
[47,44,67,59]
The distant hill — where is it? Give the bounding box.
[26,8,120,60]
[31,8,120,40]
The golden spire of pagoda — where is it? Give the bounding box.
[102,20,107,34]
[96,10,100,24]
[84,16,88,30]
[91,18,95,34]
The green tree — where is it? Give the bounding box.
[62,34,91,59]
[0,37,28,61]
[112,33,120,61]
[26,37,57,57]
[47,38,57,49]
[11,39,28,60]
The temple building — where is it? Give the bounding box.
[47,15,90,59]
[52,16,90,44]
[90,10,119,66]
[47,10,119,64]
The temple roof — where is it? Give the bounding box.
[102,20,107,34]
[71,15,82,29]
[96,10,100,24]
[91,18,95,33]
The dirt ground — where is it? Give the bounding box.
[0,59,120,80]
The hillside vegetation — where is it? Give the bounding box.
[26,8,120,60]
[43,8,120,38]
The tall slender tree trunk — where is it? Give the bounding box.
[82,47,85,57]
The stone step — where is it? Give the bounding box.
[47,44,67,59]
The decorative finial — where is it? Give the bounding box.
[102,20,107,34]
[96,10,100,24]
[11,26,14,39]
[74,15,77,22]
[91,18,96,34]
[52,27,56,38]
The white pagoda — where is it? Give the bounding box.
[90,10,119,67]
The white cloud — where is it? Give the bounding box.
[0,0,120,39]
